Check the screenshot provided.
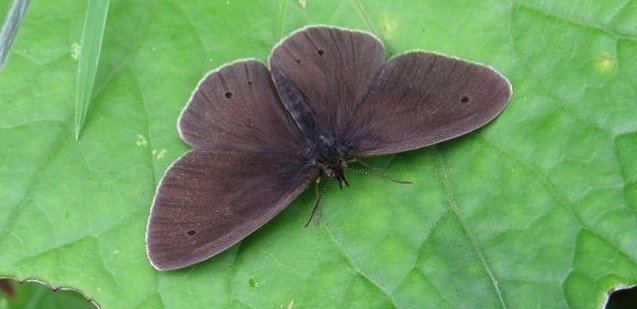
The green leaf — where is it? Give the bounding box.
[0,0,636,308]
[74,0,110,140]
[0,278,95,309]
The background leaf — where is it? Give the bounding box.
[1,0,636,308]
[0,278,95,309]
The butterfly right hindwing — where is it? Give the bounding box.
[179,59,306,153]
[147,60,318,270]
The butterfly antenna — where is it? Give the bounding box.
[349,168,412,185]
[304,178,327,228]
[351,155,397,172]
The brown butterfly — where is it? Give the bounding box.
[146,26,512,270]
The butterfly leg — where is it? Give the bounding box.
[304,177,327,228]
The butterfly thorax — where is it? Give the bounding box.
[314,134,349,188]
[271,68,350,188]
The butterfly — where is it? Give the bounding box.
[146,26,512,270]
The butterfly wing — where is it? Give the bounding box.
[343,52,512,156]
[148,59,317,270]
[147,150,318,270]
[270,26,511,157]
[269,26,386,137]
[179,59,305,153]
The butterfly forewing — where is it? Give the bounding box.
[270,27,386,137]
[148,59,317,270]
[179,60,305,153]
[344,52,512,156]
[147,151,317,270]
[270,27,511,158]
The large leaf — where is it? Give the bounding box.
[0,278,94,309]
[1,0,636,307]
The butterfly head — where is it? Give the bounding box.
[321,159,349,189]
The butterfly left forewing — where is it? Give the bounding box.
[343,51,512,157]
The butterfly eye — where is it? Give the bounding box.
[317,49,325,56]
[460,96,470,103]
[325,169,335,178]
[224,91,233,99]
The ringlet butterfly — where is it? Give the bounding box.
[146,26,512,270]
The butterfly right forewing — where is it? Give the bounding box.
[148,59,318,270]
[147,150,317,270]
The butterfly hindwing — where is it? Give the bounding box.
[270,27,511,157]
[179,59,305,153]
[149,59,318,270]
[270,26,386,137]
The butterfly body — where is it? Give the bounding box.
[272,67,350,188]
[312,134,349,188]
[146,26,512,270]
